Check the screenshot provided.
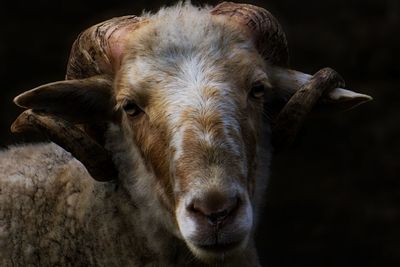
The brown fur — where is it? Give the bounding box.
[1,3,274,266]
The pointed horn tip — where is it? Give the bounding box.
[362,94,373,102]
[329,91,374,103]
[343,93,373,103]
[10,120,20,133]
[10,120,28,134]
[344,95,373,111]
[358,95,373,105]
[10,110,34,134]
[326,92,373,112]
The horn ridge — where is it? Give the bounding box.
[66,15,146,80]
[211,2,289,66]
[11,110,117,181]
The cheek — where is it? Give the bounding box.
[240,115,260,197]
[129,117,176,212]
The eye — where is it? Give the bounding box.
[122,101,142,117]
[249,83,266,99]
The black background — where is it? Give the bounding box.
[1,0,399,266]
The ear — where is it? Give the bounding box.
[266,65,372,111]
[14,75,118,124]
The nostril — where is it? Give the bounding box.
[188,195,240,225]
[207,209,229,224]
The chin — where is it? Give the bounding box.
[186,235,249,263]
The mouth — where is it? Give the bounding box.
[187,238,246,263]
[176,191,253,262]
[196,240,242,253]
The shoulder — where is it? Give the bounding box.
[0,142,91,188]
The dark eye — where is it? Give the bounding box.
[122,101,142,117]
[249,83,266,99]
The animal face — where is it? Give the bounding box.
[112,16,271,260]
[9,3,373,266]
[13,2,369,264]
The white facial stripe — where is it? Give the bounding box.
[178,56,209,87]
[199,131,214,146]
[163,53,249,184]
[171,126,186,162]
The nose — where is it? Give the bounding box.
[187,191,240,225]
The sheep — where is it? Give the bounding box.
[0,2,371,267]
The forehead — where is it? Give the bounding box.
[117,20,265,101]
[121,54,252,102]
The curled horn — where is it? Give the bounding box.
[211,2,372,151]
[12,16,148,181]
[11,110,118,182]
[66,15,148,80]
[210,2,289,67]
[272,68,345,150]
